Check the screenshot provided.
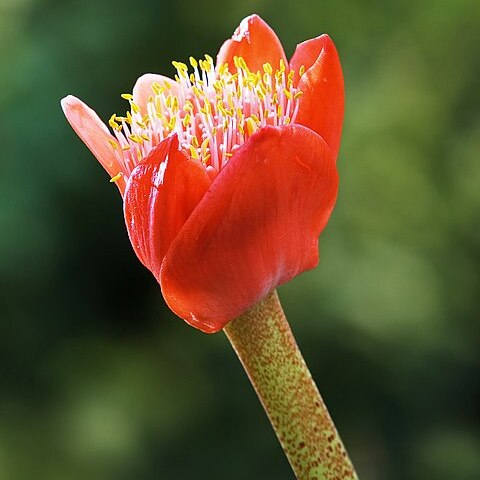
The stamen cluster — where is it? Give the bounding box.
[107,55,304,180]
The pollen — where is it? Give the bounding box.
[107,56,305,176]
[109,172,123,183]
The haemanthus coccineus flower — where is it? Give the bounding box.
[61,14,344,333]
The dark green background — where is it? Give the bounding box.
[1,0,479,478]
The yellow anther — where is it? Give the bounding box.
[225,152,234,157]
[172,96,179,112]
[141,134,150,141]
[121,93,133,100]
[189,145,199,159]
[154,96,163,111]
[122,145,131,151]
[108,139,118,149]
[279,59,286,72]
[251,114,260,124]
[299,65,305,76]
[200,100,212,115]
[126,111,133,124]
[238,124,244,135]
[175,61,188,72]
[239,57,248,71]
[109,172,123,183]
[217,100,227,116]
[109,114,120,130]
[277,104,283,117]
[189,56,198,69]
[129,134,143,144]
[218,63,228,76]
[201,137,210,151]
[284,117,291,125]
[192,135,199,148]
[245,117,257,136]
[294,91,304,99]
[234,56,249,72]
[182,114,191,127]
[263,63,273,74]
[193,86,203,98]
[283,88,293,100]
[152,82,163,94]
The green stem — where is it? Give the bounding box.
[224,290,358,480]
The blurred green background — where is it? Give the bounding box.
[1,0,479,478]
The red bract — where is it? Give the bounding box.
[61,14,344,333]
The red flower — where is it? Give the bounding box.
[61,15,344,333]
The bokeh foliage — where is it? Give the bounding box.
[1,0,479,478]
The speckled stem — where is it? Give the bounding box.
[224,290,358,480]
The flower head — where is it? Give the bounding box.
[106,54,305,180]
[61,14,344,333]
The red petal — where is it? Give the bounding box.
[216,14,288,73]
[124,135,211,279]
[160,125,338,333]
[61,95,127,194]
[132,73,177,115]
[290,35,344,160]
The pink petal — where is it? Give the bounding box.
[132,73,177,115]
[61,95,126,194]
